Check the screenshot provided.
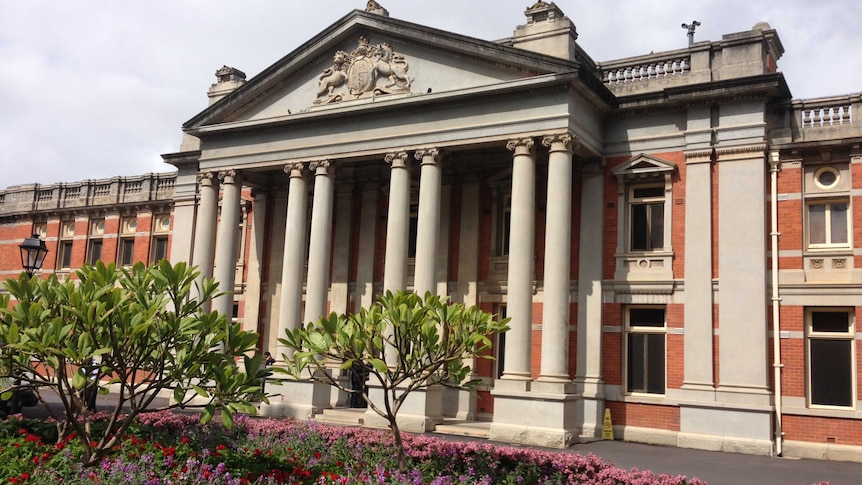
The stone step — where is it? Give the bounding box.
[315,407,365,426]
[434,420,491,439]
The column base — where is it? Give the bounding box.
[489,379,580,449]
[573,377,605,440]
[259,378,332,419]
[362,383,444,433]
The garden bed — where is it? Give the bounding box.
[1,411,706,484]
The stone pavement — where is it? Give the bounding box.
[17,393,862,485]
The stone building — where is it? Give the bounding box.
[2,1,862,462]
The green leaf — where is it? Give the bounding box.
[220,407,234,429]
[369,358,388,373]
[72,371,87,390]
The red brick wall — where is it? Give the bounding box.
[666,303,684,390]
[607,401,680,431]
[0,221,34,274]
[779,306,805,397]
[603,303,622,386]
[784,415,862,446]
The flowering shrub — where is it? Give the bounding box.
[0,410,716,484]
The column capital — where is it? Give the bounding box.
[385,151,410,169]
[414,148,442,164]
[283,162,307,178]
[506,137,535,155]
[218,169,241,185]
[542,133,579,153]
[197,171,219,187]
[309,159,336,175]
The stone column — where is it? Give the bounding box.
[502,138,536,383]
[329,180,353,316]
[242,188,267,336]
[413,148,442,296]
[213,170,242,319]
[276,163,308,360]
[266,163,333,420]
[304,160,336,324]
[539,134,576,383]
[354,181,378,310]
[192,172,219,308]
[454,175,481,307]
[383,152,411,293]
[574,158,605,439]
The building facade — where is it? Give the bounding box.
[3,1,862,462]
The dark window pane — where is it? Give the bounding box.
[627,333,646,392]
[60,242,73,268]
[649,203,664,249]
[633,186,664,198]
[808,204,826,244]
[87,240,102,265]
[810,339,853,406]
[631,204,648,250]
[153,237,168,262]
[408,203,418,258]
[831,203,848,244]
[811,311,849,333]
[121,239,135,266]
[630,308,665,327]
[646,334,666,394]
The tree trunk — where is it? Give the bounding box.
[389,418,408,473]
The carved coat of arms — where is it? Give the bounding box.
[314,36,412,105]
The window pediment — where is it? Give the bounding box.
[613,154,677,182]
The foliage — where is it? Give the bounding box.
[0,410,709,484]
[277,290,510,471]
[0,261,269,467]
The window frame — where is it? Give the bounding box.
[805,199,851,250]
[119,238,135,266]
[806,307,856,409]
[627,184,666,252]
[624,306,667,396]
[150,235,169,263]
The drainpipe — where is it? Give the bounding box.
[768,150,784,456]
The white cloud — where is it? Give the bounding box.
[1,0,859,188]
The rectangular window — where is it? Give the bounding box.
[408,202,419,258]
[626,307,666,394]
[807,309,855,408]
[57,241,73,269]
[496,190,512,256]
[807,201,849,248]
[119,239,135,266]
[629,186,664,251]
[86,240,102,265]
[151,236,168,263]
[494,303,508,379]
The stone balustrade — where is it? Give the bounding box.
[0,173,176,216]
[602,55,690,85]
[799,101,853,128]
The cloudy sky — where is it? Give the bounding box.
[1,0,859,188]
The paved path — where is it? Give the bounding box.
[16,394,862,485]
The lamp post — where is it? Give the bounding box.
[5,234,49,414]
[19,233,49,278]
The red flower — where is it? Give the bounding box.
[181,436,190,444]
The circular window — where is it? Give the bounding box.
[158,216,170,231]
[814,167,839,190]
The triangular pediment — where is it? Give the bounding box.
[613,154,676,180]
[184,9,583,131]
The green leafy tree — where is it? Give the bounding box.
[278,290,509,472]
[0,261,268,467]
